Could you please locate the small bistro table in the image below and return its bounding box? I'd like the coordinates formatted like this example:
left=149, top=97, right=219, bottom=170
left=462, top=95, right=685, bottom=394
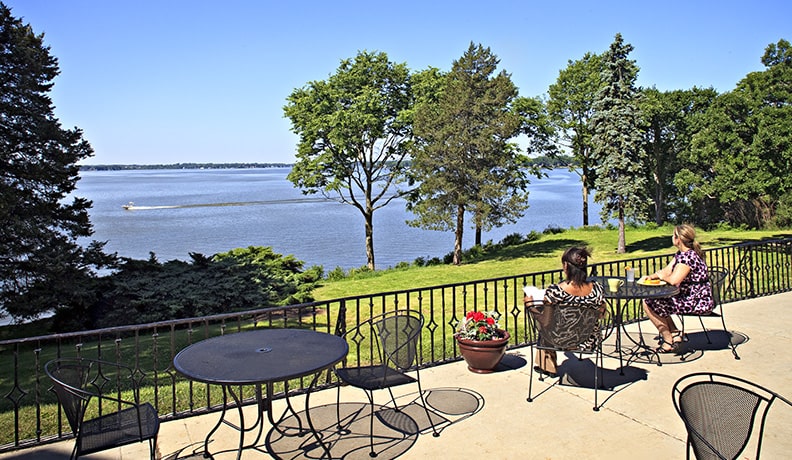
left=173, top=328, right=348, bottom=459
left=589, top=276, right=680, bottom=373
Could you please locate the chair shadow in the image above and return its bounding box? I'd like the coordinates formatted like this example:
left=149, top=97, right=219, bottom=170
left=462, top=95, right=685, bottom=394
left=685, top=329, right=749, bottom=351
left=264, top=387, right=484, bottom=460
left=557, top=353, right=648, bottom=391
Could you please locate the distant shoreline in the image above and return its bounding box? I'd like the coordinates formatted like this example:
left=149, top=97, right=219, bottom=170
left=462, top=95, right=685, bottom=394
left=80, top=163, right=294, bottom=171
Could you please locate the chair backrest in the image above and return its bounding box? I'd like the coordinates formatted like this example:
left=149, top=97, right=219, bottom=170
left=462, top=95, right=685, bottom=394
left=45, top=358, right=94, bottom=433
left=372, top=310, right=423, bottom=371
left=672, top=372, right=792, bottom=460
left=529, top=303, right=601, bottom=351
left=708, top=267, right=728, bottom=306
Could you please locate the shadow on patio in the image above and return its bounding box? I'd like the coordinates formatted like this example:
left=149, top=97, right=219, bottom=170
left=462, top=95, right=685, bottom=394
left=3, top=292, right=792, bottom=459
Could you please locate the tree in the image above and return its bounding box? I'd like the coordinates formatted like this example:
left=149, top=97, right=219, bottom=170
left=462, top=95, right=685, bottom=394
left=641, top=87, right=717, bottom=224
left=681, top=39, right=792, bottom=228
left=590, top=34, right=647, bottom=253
left=0, top=4, right=113, bottom=321
left=284, top=51, right=412, bottom=270
left=408, top=43, right=529, bottom=264
left=547, top=52, right=605, bottom=226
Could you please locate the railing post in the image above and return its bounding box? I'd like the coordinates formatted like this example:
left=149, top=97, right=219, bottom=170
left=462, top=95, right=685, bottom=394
left=334, top=300, right=347, bottom=337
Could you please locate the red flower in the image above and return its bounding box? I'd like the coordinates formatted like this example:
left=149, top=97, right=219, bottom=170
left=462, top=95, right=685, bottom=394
left=455, top=310, right=503, bottom=341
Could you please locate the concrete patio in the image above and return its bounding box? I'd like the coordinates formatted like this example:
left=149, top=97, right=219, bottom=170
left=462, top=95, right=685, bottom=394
left=3, top=291, right=791, bottom=459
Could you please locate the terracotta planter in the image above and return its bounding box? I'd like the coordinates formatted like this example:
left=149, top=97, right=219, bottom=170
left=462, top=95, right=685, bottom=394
left=456, top=330, right=510, bottom=374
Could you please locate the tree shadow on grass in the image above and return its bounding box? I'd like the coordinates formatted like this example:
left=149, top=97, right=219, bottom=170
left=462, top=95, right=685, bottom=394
left=711, top=232, right=792, bottom=246
left=625, top=236, right=670, bottom=252
left=487, top=238, right=590, bottom=262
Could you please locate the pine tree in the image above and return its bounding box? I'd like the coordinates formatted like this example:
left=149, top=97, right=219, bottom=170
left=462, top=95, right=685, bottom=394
left=0, top=4, right=112, bottom=320
left=590, top=34, right=647, bottom=253
left=408, top=43, right=528, bottom=264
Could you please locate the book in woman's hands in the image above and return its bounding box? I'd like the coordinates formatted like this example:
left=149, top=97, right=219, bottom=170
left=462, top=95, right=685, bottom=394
left=522, top=285, right=546, bottom=304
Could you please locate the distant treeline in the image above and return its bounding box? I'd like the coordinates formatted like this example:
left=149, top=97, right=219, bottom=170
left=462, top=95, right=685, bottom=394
left=81, top=156, right=573, bottom=172
left=80, top=162, right=294, bottom=171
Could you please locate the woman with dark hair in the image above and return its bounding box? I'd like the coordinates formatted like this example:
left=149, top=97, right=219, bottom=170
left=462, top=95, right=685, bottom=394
left=643, top=224, right=713, bottom=353
left=523, top=247, right=605, bottom=377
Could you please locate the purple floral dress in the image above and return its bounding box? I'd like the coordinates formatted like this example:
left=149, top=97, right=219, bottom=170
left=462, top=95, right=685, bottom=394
left=645, top=250, right=714, bottom=317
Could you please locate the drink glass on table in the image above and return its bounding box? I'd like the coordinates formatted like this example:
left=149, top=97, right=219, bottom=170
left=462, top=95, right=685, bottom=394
left=625, top=266, right=635, bottom=283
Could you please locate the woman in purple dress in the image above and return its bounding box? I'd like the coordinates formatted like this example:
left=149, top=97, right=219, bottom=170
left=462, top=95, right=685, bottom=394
left=643, top=224, right=714, bottom=353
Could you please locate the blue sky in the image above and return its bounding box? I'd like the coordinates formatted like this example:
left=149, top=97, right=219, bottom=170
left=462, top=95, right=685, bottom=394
left=5, top=0, right=790, bottom=165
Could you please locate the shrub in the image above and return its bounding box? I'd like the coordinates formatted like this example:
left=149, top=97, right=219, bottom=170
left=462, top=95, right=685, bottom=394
left=326, top=266, right=347, bottom=281
left=500, top=232, right=525, bottom=246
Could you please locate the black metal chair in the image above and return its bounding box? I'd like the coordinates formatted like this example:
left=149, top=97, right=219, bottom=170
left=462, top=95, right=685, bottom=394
left=335, top=310, right=439, bottom=457
left=678, top=267, right=739, bottom=359
left=672, top=372, right=792, bottom=459
left=526, top=301, right=606, bottom=411
left=45, top=357, right=160, bottom=460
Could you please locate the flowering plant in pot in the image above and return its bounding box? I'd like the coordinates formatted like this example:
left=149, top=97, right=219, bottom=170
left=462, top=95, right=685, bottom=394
left=455, top=310, right=509, bottom=373
left=455, top=310, right=506, bottom=341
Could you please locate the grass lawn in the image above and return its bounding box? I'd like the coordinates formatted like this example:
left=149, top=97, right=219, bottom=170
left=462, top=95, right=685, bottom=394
left=312, top=225, right=792, bottom=300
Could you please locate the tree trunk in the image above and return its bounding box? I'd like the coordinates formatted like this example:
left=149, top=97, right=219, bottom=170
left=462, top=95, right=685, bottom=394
left=475, top=224, right=482, bottom=247
left=364, top=210, right=375, bottom=270
left=617, top=205, right=626, bottom=254
left=454, top=204, right=465, bottom=265
left=582, top=171, right=590, bottom=227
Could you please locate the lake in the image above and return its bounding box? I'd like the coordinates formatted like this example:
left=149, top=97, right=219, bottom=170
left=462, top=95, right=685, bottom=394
left=76, top=168, right=603, bottom=270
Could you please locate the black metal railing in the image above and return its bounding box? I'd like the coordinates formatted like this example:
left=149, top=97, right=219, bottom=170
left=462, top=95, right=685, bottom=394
left=1, top=238, right=790, bottom=452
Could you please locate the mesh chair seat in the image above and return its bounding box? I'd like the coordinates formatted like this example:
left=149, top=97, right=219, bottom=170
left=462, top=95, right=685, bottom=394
left=527, top=301, right=605, bottom=411
left=335, top=310, right=439, bottom=457
left=678, top=267, right=739, bottom=359
left=77, top=403, right=160, bottom=456
left=45, top=358, right=159, bottom=460
left=335, top=364, right=418, bottom=391
left=673, top=372, right=792, bottom=459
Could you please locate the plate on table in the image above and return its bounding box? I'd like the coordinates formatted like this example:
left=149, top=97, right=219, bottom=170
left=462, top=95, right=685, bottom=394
left=637, top=277, right=667, bottom=286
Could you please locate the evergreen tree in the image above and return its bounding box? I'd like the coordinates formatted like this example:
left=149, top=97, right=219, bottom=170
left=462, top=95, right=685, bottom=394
left=590, top=34, right=646, bottom=253
left=0, top=4, right=113, bottom=321
left=408, top=43, right=527, bottom=264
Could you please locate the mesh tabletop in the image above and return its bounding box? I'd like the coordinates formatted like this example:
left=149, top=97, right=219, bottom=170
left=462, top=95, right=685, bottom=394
left=173, top=329, right=348, bottom=385
left=589, top=276, right=680, bottom=300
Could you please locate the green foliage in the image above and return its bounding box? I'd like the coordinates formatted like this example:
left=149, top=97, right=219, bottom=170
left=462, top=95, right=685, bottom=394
left=0, top=5, right=115, bottom=321
left=681, top=39, right=792, bottom=229
left=547, top=52, right=605, bottom=226
left=408, top=43, right=530, bottom=264
left=590, top=33, right=647, bottom=253
left=542, top=226, right=566, bottom=235
left=501, top=232, right=526, bottom=246
left=641, top=87, right=718, bottom=225
left=52, top=247, right=320, bottom=331
left=283, top=51, right=414, bottom=270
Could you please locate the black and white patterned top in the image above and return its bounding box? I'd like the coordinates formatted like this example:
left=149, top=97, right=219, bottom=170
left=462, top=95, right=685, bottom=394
left=544, top=282, right=605, bottom=310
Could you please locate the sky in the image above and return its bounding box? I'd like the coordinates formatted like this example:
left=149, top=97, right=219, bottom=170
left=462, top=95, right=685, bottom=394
left=4, top=0, right=790, bottom=165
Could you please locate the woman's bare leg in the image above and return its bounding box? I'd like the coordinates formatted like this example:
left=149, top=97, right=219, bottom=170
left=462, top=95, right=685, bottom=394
left=643, top=301, right=675, bottom=347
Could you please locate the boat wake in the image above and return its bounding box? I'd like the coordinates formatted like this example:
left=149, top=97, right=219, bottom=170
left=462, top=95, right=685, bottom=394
left=121, top=197, right=334, bottom=210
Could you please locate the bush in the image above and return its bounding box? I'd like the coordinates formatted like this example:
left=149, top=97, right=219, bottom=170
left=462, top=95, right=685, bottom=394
left=500, top=232, right=525, bottom=246
left=326, top=266, right=347, bottom=281
left=526, top=230, right=542, bottom=241
left=543, top=225, right=565, bottom=235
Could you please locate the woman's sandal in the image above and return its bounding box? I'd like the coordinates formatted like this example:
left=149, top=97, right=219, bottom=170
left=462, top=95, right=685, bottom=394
left=671, top=331, right=687, bottom=343
left=656, top=339, right=681, bottom=354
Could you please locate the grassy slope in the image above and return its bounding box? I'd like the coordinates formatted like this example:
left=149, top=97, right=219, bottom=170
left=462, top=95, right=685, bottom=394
left=313, top=225, right=792, bottom=300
